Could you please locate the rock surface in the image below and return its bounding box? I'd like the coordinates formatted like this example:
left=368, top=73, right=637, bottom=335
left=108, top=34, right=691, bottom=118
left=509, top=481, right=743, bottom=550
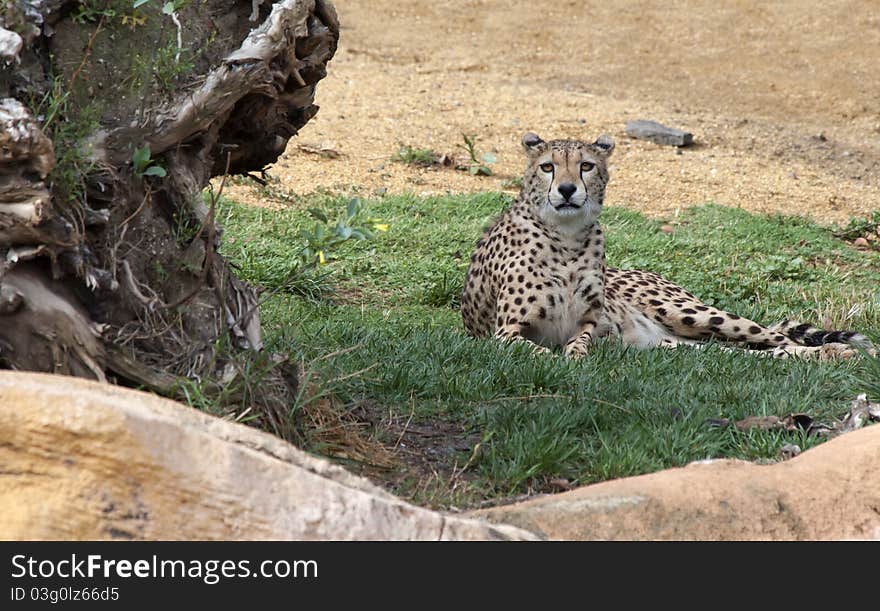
left=475, top=423, right=880, bottom=540
left=625, top=119, right=694, bottom=146
left=0, top=372, right=535, bottom=540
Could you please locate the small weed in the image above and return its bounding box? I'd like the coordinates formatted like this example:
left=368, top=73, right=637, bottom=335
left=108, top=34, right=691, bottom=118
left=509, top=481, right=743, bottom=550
left=833, top=209, right=880, bottom=247
left=153, top=260, right=169, bottom=283
left=420, top=271, right=464, bottom=308
left=72, top=1, right=117, bottom=24
left=500, top=176, right=523, bottom=190
left=392, top=144, right=439, bottom=167
left=390, top=472, right=486, bottom=511
left=29, top=75, right=103, bottom=233
left=153, top=42, right=194, bottom=92
left=852, top=352, right=880, bottom=402
left=120, top=11, right=148, bottom=29
left=130, top=41, right=194, bottom=95
left=458, top=133, right=496, bottom=176
left=173, top=339, right=301, bottom=442
left=171, top=209, right=200, bottom=246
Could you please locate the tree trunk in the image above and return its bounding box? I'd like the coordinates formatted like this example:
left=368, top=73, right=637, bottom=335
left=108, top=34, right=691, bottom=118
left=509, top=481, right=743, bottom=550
left=0, top=0, right=338, bottom=439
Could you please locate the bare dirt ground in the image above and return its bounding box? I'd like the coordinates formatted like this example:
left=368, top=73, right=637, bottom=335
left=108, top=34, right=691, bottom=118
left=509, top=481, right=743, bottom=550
left=227, top=0, right=880, bottom=226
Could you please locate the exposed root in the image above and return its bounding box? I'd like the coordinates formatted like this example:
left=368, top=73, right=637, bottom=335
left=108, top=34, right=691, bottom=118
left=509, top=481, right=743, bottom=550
left=1, top=1, right=340, bottom=430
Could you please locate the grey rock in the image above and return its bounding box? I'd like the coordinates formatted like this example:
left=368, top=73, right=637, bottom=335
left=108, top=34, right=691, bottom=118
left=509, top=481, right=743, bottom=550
left=626, top=120, right=693, bottom=147
left=0, top=28, right=23, bottom=62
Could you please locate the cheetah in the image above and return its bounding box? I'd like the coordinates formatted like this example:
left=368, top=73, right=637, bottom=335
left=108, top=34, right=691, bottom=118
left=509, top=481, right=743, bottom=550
left=460, top=132, right=871, bottom=359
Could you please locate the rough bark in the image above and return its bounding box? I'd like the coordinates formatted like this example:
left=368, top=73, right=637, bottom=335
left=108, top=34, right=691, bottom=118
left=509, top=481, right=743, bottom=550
left=0, top=0, right=338, bottom=438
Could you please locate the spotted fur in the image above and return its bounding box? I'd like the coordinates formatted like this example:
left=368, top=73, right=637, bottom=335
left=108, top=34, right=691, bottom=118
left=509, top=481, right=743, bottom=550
left=461, top=132, right=872, bottom=359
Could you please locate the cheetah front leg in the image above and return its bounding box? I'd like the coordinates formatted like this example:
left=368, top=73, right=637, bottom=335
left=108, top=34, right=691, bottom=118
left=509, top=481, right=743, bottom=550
left=563, top=316, right=599, bottom=358
left=564, top=279, right=605, bottom=358
left=492, top=294, right=552, bottom=355
left=493, top=325, right=551, bottom=354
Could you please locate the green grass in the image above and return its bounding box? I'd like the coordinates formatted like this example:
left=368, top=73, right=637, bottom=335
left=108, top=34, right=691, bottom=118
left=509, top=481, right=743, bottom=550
left=217, top=192, right=880, bottom=506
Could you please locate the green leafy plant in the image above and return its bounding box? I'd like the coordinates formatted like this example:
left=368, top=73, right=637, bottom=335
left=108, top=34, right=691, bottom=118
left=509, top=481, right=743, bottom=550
left=216, top=195, right=388, bottom=299
left=298, top=198, right=385, bottom=268
left=458, top=133, right=496, bottom=176
left=132, top=145, right=167, bottom=178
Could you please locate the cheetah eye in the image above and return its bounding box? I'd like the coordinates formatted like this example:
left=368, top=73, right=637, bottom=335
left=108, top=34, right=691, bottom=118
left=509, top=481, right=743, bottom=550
left=539, top=163, right=554, bottom=173
left=581, top=161, right=596, bottom=172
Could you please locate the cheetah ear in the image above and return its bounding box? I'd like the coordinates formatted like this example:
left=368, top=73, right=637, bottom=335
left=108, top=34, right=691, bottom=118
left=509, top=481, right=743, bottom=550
left=592, top=134, right=615, bottom=156
left=522, top=132, right=546, bottom=156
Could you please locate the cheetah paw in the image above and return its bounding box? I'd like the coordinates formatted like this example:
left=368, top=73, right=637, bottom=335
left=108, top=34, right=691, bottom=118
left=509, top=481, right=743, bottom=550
left=818, top=343, right=859, bottom=361
left=564, top=344, right=590, bottom=359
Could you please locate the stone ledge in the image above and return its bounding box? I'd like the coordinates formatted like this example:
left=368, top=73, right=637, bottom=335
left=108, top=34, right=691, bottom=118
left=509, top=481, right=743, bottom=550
left=0, top=372, right=536, bottom=540
left=474, top=425, right=880, bottom=540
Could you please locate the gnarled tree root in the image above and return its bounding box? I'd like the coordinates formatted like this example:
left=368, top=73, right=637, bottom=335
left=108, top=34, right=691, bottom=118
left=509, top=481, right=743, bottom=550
left=0, top=0, right=337, bottom=440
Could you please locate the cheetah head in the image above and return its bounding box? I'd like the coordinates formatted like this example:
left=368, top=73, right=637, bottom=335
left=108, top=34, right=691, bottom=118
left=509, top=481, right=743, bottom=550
left=520, top=132, right=614, bottom=230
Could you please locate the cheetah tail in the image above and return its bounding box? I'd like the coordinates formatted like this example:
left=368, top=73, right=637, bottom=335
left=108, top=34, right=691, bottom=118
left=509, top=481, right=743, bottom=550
left=769, top=320, right=873, bottom=348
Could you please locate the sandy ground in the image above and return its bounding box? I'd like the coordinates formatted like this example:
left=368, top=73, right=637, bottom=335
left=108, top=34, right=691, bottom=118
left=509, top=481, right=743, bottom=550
left=227, top=0, right=880, bottom=226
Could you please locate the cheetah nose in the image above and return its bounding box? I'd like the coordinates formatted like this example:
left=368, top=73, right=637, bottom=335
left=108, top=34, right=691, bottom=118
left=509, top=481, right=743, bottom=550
left=557, top=182, right=577, bottom=201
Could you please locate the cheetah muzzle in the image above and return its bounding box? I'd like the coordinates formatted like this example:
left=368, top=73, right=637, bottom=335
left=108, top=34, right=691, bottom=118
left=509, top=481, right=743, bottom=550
left=460, top=132, right=873, bottom=360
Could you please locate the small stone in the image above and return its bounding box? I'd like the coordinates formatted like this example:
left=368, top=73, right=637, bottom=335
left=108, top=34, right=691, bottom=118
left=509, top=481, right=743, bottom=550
left=0, top=28, right=23, bottom=62
left=660, top=224, right=675, bottom=234
left=625, top=120, right=694, bottom=147
left=853, top=237, right=869, bottom=248
left=547, top=478, right=573, bottom=492
left=0, top=285, right=24, bottom=315
left=779, top=444, right=802, bottom=459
